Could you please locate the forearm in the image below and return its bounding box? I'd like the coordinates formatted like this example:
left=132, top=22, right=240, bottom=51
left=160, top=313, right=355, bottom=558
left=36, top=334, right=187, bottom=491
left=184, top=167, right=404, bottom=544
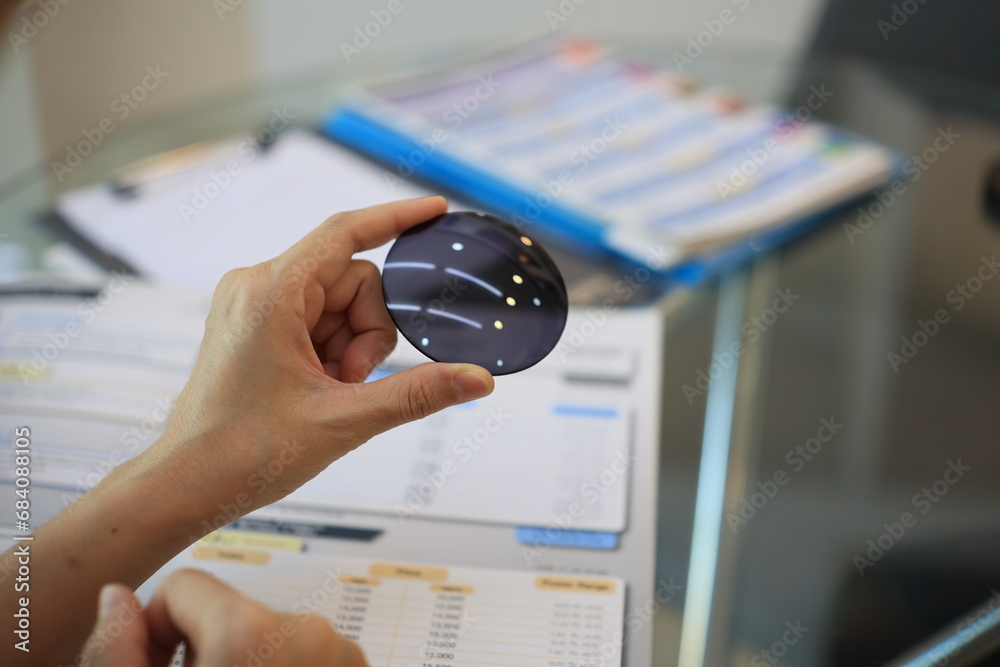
left=0, top=435, right=223, bottom=666
left=0, top=197, right=490, bottom=665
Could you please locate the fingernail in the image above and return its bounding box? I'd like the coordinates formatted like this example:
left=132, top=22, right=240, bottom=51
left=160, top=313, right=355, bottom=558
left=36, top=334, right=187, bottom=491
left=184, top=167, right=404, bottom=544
left=98, top=584, right=126, bottom=620
left=452, top=370, right=492, bottom=403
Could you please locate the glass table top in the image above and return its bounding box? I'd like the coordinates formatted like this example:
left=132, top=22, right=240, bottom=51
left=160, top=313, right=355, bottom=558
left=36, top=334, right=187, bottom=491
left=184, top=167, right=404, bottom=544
left=2, top=42, right=999, bottom=667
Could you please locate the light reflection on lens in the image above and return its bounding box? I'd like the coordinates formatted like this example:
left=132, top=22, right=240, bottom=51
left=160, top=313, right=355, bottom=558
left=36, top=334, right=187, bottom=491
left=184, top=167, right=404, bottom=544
left=382, top=212, right=568, bottom=376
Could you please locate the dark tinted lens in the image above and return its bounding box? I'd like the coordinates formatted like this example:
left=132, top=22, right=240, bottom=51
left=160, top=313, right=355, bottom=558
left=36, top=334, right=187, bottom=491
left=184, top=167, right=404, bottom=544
left=382, top=212, right=569, bottom=375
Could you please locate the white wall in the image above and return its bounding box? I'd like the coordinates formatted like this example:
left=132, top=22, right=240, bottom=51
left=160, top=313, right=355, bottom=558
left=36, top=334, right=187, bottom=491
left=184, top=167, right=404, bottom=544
left=0, top=45, right=42, bottom=185
left=251, top=0, right=826, bottom=81
left=0, top=0, right=825, bottom=190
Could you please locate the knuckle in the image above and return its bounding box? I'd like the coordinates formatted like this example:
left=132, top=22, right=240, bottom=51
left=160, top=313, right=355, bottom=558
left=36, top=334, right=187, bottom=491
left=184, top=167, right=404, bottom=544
left=235, top=262, right=273, bottom=292
left=217, top=263, right=274, bottom=311
left=402, top=375, right=437, bottom=422
left=213, top=267, right=245, bottom=300
left=320, top=212, right=357, bottom=244
left=193, top=598, right=277, bottom=662
left=324, top=210, right=350, bottom=227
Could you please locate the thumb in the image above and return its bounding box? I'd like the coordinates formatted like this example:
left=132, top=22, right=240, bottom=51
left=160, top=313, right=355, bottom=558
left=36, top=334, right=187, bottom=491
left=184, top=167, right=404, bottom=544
left=81, top=584, right=150, bottom=667
left=357, top=362, right=494, bottom=432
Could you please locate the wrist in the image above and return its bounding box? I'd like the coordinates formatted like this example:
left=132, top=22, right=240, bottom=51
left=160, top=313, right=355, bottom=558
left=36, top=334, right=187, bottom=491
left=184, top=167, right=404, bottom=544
left=115, top=433, right=236, bottom=546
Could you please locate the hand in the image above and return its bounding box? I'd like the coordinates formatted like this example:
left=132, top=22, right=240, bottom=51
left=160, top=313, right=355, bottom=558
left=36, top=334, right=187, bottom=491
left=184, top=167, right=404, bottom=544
left=81, top=569, right=366, bottom=666
left=0, top=197, right=494, bottom=667
left=147, top=196, right=494, bottom=516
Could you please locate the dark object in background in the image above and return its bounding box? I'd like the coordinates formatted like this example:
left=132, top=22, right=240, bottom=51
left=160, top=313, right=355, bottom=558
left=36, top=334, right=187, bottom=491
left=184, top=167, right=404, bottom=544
left=825, top=533, right=1000, bottom=666
left=801, top=4, right=1000, bottom=665
left=986, top=161, right=1000, bottom=226
left=885, top=598, right=1000, bottom=667
left=382, top=211, right=568, bottom=375
left=810, top=0, right=1000, bottom=99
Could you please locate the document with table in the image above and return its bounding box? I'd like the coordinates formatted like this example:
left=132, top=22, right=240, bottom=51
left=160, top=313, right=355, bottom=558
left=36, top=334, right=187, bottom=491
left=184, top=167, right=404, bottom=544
left=0, top=284, right=209, bottom=496
left=0, top=284, right=661, bottom=666
left=1, top=285, right=651, bottom=534
left=139, top=543, right=627, bottom=667
left=5, top=102, right=666, bottom=666
left=272, top=311, right=641, bottom=533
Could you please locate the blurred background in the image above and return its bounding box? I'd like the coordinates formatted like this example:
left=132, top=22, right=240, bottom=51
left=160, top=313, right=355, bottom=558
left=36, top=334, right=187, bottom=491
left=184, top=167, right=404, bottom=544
left=0, top=0, right=826, bottom=186
left=3, top=1, right=1000, bottom=666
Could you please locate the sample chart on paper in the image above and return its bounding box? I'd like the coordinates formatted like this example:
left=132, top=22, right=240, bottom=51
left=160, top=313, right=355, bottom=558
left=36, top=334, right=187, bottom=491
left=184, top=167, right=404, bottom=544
left=0, top=287, right=207, bottom=493
left=283, top=370, right=631, bottom=531
left=273, top=310, right=647, bottom=533
left=140, top=546, right=626, bottom=667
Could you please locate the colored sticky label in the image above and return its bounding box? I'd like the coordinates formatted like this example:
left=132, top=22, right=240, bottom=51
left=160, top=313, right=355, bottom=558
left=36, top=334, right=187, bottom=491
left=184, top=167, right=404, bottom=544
left=516, top=526, right=619, bottom=550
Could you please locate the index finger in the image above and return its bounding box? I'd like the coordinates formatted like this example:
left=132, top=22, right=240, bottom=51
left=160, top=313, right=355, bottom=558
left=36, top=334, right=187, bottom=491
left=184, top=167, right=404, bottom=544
left=143, top=568, right=270, bottom=653
left=278, top=196, right=448, bottom=289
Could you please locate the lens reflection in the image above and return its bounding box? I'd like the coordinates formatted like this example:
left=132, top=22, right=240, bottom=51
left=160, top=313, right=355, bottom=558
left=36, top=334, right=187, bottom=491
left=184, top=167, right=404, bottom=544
left=382, top=212, right=569, bottom=375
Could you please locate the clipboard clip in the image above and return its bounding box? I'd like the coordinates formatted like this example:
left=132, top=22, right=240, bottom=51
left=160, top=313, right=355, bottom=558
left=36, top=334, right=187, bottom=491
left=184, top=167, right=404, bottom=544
left=110, top=128, right=280, bottom=199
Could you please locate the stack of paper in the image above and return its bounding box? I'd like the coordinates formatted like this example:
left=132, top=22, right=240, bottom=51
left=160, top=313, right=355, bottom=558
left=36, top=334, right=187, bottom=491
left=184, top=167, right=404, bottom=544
left=324, top=39, right=894, bottom=279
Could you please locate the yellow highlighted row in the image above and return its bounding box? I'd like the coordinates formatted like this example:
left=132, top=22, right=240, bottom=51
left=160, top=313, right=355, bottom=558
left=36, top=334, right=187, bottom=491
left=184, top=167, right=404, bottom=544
left=191, top=553, right=612, bottom=596
left=535, top=576, right=616, bottom=594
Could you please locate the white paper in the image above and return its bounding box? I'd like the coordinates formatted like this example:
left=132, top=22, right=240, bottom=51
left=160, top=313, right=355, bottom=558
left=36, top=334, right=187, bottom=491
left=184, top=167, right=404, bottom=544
left=56, top=130, right=436, bottom=292
left=273, top=317, right=641, bottom=532
left=138, top=542, right=626, bottom=667
left=0, top=283, right=210, bottom=495
left=1, top=281, right=657, bottom=532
